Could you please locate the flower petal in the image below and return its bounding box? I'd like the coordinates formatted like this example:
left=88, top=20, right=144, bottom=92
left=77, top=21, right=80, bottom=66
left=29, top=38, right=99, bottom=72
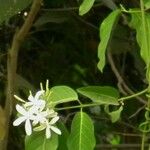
left=13, top=116, right=26, bottom=126
left=46, top=126, right=51, bottom=139
left=49, top=116, right=59, bottom=125
left=28, top=94, right=34, bottom=102
left=25, top=119, right=32, bottom=135
left=33, top=124, right=46, bottom=131
left=50, top=126, right=61, bottom=135
left=24, top=102, right=33, bottom=107
left=35, top=90, right=45, bottom=100
left=16, top=104, right=27, bottom=115
left=28, top=106, right=39, bottom=114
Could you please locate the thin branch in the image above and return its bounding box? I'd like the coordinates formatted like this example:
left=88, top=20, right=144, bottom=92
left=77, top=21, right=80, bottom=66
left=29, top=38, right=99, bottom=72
left=107, top=51, right=146, bottom=104
left=129, top=104, right=146, bottom=119
left=74, top=14, right=99, bottom=30
left=1, top=0, right=42, bottom=150
left=96, top=144, right=149, bottom=148
left=42, top=3, right=103, bottom=12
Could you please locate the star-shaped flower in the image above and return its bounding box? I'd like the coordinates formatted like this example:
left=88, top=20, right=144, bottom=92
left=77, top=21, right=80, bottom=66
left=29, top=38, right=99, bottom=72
left=24, top=90, right=45, bottom=111
left=13, top=104, right=36, bottom=135
left=34, top=116, right=61, bottom=139
left=13, top=89, right=61, bottom=139
left=32, top=108, right=58, bottom=126
left=46, top=116, right=61, bottom=138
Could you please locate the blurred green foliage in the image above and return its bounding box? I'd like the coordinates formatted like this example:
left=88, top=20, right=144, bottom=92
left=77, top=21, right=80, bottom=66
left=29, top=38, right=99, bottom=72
left=0, top=0, right=148, bottom=149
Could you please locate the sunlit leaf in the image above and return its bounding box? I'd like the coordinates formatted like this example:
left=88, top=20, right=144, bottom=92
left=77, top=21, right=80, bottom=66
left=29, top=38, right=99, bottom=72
left=47, top=86, right=78, bottom=106
left=144, top=0, right=150, bottom=9
left=0, top=0, right=32, bottom=24
left=97, top=9, right=121, bottom=72
left=67, top=111, right=96, bottom=150
left=130, top=12, right=150, bottom=70
left=79, top=0, right=95, bottom=16
left=25, top=131, right=58, bottom=150
left=77, top=86, right=119, bottom=105
left=109, top=135, right=121, bottom=145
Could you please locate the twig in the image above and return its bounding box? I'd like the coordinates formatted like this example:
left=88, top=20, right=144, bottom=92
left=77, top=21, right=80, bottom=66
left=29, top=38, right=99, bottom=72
left=42, top=3, right=103, bottom=12
left=96, top=143, right=149, bottom=148
left=107, top=51, right=146, bottom=104
left=129, top=105, right=146, bottom=119
left=73, top=14, right=99, bottom=30
left=1, top=0, right=42, bottom=150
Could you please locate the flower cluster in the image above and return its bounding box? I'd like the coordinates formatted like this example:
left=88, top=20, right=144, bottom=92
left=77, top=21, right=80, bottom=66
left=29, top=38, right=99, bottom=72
left=13, top=90, right=61, bottom=139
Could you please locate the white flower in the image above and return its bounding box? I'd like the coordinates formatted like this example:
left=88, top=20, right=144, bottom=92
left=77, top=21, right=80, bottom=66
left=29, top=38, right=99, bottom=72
left=32, top=109, right=49, bottom=125
left=13, top=89, right=61, bottom=139
left=13, top=104, right=36, bottom=135
left=46, top=116, right=61, bottom=138
left=32, top=108, right=58, bottom=126
left=34, top=116, right=61, bottom=139
left=24, top=90, right=45, bottom=111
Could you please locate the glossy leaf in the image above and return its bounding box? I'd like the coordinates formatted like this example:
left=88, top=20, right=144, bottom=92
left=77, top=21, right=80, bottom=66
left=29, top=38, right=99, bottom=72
left=105, top=105, right=123, bottom=123
left=79, top=0, right=95, bottom=16
left=77, top=86, right=119, bottom=105
left=25, top=131, right=58, bottom=150
left=47, top=86, right=78, bottom=106
left=0, top=0, right=32, bottom=24
left=97, top=9, right=121, bottom=72
left=67, top=111, right=96, bottom=150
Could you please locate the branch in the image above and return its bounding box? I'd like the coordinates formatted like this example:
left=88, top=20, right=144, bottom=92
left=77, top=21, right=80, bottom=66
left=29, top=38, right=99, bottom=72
left=107, top=51, right=146, bottom=104
left=42, top=3, right=103, bottom=12
left=1, top=0, right=42, bottom=149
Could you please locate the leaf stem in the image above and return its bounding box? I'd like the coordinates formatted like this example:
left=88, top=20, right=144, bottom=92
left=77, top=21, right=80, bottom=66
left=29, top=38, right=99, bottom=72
left=118, top=88, right=148, bottom=102
left=56, top=103, right=102, bottom=111
left=56, top=88, right=147, bottom=111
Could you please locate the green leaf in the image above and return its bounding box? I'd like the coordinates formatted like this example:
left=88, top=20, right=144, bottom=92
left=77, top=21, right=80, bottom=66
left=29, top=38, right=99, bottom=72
left=0, top=0, right=32, bottom=24
left=47, top=86, right=78, bottom=106
left=144, top=0, right=150, bottom=9
left=67, top=111, right=96, bottom=150
left=57, top=122, right=69, bottom=150
left=109, top=135, right=121, bottom=145
left=79, top=0, right=95, bottom=16
left=105, top=105, right=123, bottom=123
left=77, top=86, right=119, bottom=105
left=97, top=9, right=121, bottom=72
left=130, top=12, right=150, bottom=70
left=25, top=131, right=58, bottom=150
left=34, top=12, right=69, bottom=27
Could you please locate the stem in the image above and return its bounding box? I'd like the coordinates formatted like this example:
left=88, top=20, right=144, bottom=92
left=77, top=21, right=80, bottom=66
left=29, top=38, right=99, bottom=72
left=118, top=88, right=148, bottom=102
left=141, top=132, right=146, bottom=150
left=0, top=0, right=42, bottom=149
left=56, top=103, right=101, bottom=111
left=56, top=89, right=148, bottom=111
left=107, top=51, right=146, bottom=104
